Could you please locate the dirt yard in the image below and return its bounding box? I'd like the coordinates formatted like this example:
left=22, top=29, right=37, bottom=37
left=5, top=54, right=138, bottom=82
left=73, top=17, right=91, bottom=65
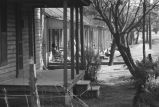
left=84, top=34, right=159, bottom=107
left=84, top=65, right=135, bottom=107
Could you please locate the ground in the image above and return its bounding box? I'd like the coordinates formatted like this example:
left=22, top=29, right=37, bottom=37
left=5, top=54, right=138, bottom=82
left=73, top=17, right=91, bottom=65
left=84, top=65, right=135, bottom=107
left=84, top=33, right=159, bottom=107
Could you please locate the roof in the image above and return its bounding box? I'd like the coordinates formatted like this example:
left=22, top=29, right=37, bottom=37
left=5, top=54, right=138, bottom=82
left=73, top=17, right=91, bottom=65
left=8, top=0, right=91, bottom=7
left=45, top=8, right=108, bottom=29
left=45, top=8, right=91, bottom=25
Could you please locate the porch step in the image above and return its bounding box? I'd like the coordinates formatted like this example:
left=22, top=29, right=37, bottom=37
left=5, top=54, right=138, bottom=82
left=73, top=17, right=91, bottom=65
left=83, top=85, right=100, bottom=98
left=73, top=80, right=101, bottom=98
left=48, top=63, right=71, bottom=69
left=99, top=55, right=105, bottom=59
left=101, top=61, right=125, bottom=65
left=48, top=63, right=82, bottom=70
left=0, top=85, right=68, bottom=107
left=76, top=80, right=90, bottom=85
left=73, top=80, right=90, bottom=96
left=48, top=65, right=71, bottom=69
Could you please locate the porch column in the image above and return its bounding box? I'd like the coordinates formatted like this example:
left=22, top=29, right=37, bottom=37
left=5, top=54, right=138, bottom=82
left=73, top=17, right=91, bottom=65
left=28, top=8, right=41, bottom=107
left=63, top=0, right=68, bottom=88
left=15, top=3, right=21, bottom=78
left=48, top=29, right=52, bottom=52
left=70, top=6, right=75, bottom=79
left=57, top=30, right=60, bottom=50
left=97, top=28, right=100, bottom=54
left=52, top=29, right=55, bottom=46
left=80, top=6, right=85, bottom=70
left=75, top=7, right=79, bottom=74
left=87, top=28, right=89, bottom=49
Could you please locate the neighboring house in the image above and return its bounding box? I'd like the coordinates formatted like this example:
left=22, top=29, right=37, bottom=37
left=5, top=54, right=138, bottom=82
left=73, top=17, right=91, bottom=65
left=42, top=8, right=68, bottom=66
left=42, top=8, right=112, bottom=66
left=84, top=25, right=112, bottom=54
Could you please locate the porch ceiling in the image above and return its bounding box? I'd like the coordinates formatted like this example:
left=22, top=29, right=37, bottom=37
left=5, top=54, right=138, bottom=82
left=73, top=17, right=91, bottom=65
left=9, top=0, right=91, bottom=7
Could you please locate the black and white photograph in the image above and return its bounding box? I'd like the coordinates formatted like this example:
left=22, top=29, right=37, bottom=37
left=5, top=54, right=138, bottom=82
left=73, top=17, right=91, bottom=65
left=1, top=0, right=159, bottom=107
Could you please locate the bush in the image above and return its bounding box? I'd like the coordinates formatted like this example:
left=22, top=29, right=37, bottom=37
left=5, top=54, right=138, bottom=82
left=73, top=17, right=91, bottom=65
left=135, top=56, right=159, bottom=80
left=135, top=56, right=159, bottom=96
left=84, top=48, right=101, bottom=81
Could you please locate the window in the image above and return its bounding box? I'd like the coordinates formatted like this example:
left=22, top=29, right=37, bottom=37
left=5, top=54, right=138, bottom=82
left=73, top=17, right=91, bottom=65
left=0, top=0, right=8, bottom=66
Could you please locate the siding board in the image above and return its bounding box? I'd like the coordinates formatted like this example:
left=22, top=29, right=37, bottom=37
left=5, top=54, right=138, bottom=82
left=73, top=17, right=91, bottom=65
left=0, top=4, right=16, bottom=80
left=0, top=6, right=43, bottom=81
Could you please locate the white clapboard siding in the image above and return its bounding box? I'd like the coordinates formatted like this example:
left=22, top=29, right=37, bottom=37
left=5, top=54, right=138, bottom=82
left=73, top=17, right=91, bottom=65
left=0, top=71, right=16, bottom=83
left=0, top=6, right=44, bottom=82
left=0, top=4, right=16, bottom=81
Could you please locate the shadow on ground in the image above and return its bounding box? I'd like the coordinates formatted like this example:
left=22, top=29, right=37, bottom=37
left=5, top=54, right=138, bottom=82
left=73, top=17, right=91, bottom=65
left=84, top=76, right=135, bottom=107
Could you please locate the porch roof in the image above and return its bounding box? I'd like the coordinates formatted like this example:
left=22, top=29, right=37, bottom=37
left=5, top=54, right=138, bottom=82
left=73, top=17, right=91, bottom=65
left=45, top=8, right=91, bottom=25
left=45, top=8, right=108, bottom=29
left=9, top=0, right=91, bottom=7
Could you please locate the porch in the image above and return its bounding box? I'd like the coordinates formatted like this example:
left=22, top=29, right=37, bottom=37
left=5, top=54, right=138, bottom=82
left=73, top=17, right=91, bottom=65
left=0, top=69, right=85, bottom=88
left=0, top=69, right=85, bottom=106
left=0, top=0, right=91, bottom=106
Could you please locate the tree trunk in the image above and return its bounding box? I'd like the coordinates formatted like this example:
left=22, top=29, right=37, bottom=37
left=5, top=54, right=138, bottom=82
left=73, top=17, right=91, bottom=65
left=146, top=24, right=149, bottom=43
left=113, top=33, right=138, bottom=77
left=114, top=33, right=148, bottom=80
left=135, top=31, right=139, bottom=44
left=108, top=39, right=116, bottom=66
left=149, top=13, right=152, bottom=49
left=131, top=31, right=135, bottom=45
left=143, top=0, right=146, bottom=63
left=128, top=32, right=134, bottom=45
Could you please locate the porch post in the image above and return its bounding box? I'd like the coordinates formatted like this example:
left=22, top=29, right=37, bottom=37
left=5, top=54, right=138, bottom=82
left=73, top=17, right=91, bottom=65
left=70, top=6, right=74, bottom=79
left=75, top=7, right=79, bottom=74
left=15, top=3, right=21, bottom=78
left=57, top=30, right=60, bottom=50
left=28, top=8, right=41, bottom=107
left=63, top=0, right=68, bottom=89
left=80, top=6, right=85, bottom=70
left=52, top=29, right=55, bottom=46
left=98, top=29, right=100, bottom=53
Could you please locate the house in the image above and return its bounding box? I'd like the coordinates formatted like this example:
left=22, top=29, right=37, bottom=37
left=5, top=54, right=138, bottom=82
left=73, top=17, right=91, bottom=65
left=42, top=8, right=112, bottom=67
left=84, top=23, right=112, bottom=54
left=0, top=0, right=91, bottom=106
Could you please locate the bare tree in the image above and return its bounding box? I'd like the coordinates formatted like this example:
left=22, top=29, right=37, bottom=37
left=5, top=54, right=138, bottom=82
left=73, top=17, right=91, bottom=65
left=92, top=0, right=159, bottom=78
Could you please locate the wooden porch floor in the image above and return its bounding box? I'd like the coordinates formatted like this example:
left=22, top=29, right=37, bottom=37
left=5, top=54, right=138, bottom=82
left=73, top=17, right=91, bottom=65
left=0, top=69, right=85, bottom=107
left=0, top=69, right=85, bottom=88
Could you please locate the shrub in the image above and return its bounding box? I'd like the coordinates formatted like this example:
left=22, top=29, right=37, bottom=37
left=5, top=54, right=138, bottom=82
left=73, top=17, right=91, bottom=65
left=134, top=56, right=159, bottom=97
left=84, top=48, right=101, bottom=81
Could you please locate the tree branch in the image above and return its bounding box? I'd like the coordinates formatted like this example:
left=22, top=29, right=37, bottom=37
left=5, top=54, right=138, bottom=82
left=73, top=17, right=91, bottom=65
left=127, top=0, right=159, bottom=33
